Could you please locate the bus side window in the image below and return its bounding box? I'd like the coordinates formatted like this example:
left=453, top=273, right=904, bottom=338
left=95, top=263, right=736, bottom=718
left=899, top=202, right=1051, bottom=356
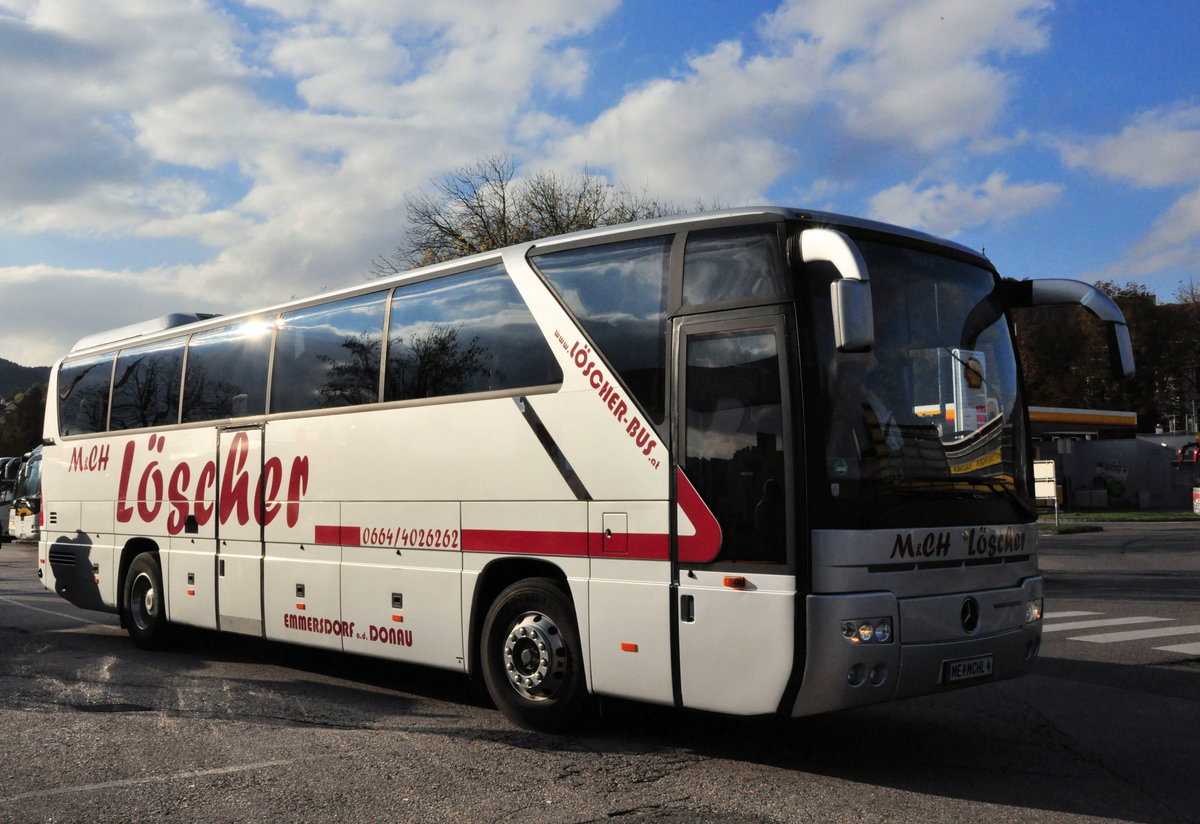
left=682, top=225, right=787, bottom=308
left=181, top=319, right=272, bottom=423
left=57, top=354, right=114, bottom=436
left=384, top=264, right=561, bottom=403
left=532, top=236, right=671, bottom=425
left=109, top=338, right=185, bottom=431
left=271, top=292, right=387, bottom=414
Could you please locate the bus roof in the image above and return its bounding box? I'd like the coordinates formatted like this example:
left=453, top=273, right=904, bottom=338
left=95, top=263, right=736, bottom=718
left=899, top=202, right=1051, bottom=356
left=70, top=313, right=221, bottom=354
left=62, top=207, right=989, bottom=359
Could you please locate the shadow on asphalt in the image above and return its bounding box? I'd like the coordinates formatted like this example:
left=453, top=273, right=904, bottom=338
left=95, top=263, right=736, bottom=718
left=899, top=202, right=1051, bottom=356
left=12, top=617, right=1195, bottom=824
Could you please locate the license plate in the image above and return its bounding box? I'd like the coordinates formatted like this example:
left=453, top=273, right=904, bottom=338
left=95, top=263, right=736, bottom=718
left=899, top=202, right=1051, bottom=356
left=943, top=654, right=993, bottom=683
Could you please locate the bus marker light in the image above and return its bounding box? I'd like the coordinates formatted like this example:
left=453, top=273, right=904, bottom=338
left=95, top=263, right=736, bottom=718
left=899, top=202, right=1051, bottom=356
left=723, top=576, right=746, bottom=589
left=620, top=642, right=639, bottom=652
left=295, top=603, right=305, bottom=610
left=187, top=589, right=195, bottom=596
left=392, top=614, right=404, bottom=622
left=1025, top=598, right=1043, bottom=623
left=842, top=617, right=892, bottom=644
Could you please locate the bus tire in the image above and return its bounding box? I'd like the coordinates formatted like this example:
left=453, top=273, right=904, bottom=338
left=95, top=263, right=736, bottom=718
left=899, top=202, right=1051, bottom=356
left=480, top=578, right=590, bottom=732
left=123, top=552, right=169, bottom=650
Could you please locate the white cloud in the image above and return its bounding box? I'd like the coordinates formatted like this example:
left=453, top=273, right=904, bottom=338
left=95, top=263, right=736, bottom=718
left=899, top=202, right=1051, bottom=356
left=1061, top=105, right=1200, bottom=291
left=0, top=0, right=1059, bottom=366
left=806, top=0, right=1052, bottom=151
left=0, top=0, right=246, bottom=226
left=1140, top=188, right=1200, bottom=253
left=550, top=38, right=812, bottom=203
left=269, top=25, right=414, bottom=115
left=1086, top=186, right=1200, bottom=290
left=1059, top=104, right=1200, bottom=188
left=548, top=0, right=1053, bottom=202
left=0, top=264, right=196, bottom=366
left=0, top=0, right=628, bottom=364
left=868, top=172, right=1062, bottom=237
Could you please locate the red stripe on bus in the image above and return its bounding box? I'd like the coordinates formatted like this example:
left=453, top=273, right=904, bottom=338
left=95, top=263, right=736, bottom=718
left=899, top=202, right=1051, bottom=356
left=588, top=531, right=670, bottom=560
left=461, top=529, right=671, bottom=559
left=462, top=529, right=589, bottom=556
left=676, top=468, right=722, bottom=564
left=623, top=533, right=670, bottom=560
left=313, top=473, right=721, bottom=561
left=314, top=525, right=362, bottom=546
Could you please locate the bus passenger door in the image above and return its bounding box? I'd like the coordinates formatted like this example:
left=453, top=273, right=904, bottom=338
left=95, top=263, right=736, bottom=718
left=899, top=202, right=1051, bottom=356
left=216, top=425, right=264, bottom=636
left=673, top=310, right=799, bottom=715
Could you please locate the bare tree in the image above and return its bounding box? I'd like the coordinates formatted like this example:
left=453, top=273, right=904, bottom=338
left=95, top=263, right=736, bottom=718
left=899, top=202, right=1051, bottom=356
left=386, top=324, right=486, bottom=400
left=1174, top=277, right=1200, bottom=304
left=521, top=165, right=678, bottom=239
left=371, top=153, right=690, bottom=276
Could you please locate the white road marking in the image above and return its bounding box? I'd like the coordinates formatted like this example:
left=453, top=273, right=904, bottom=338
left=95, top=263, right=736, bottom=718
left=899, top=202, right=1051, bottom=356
left=1070, top=625, right=1200, bottom=643
left=0, top=760, right=294, bottom=803
left=1153, top=642, right=1200, bottom=656
left=0, top=595, right=96, bottom=625
left=1042, top=616, right=1172, bottom=633
left=1042, top=611, right=1101, bottom=620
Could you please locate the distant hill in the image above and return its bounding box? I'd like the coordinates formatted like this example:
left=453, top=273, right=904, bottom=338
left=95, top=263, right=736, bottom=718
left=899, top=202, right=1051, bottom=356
left=0, top=357, right=50, bottom=399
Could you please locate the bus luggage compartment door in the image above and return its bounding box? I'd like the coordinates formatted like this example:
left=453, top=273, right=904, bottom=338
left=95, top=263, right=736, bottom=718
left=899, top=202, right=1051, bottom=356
left=216, top=426, right=264, bottom=637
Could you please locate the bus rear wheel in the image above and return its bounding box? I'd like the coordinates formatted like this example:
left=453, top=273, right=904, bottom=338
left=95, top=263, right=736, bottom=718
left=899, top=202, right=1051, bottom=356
left=123, top=552, right=169, bottom=650
left=480, top=578, right=590, bottom=732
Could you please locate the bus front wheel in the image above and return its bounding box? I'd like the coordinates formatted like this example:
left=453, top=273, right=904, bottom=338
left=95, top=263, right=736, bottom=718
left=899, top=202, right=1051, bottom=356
left=123, top=552, right=169, bottom=650
left=480, top=578, right=590, bottom=732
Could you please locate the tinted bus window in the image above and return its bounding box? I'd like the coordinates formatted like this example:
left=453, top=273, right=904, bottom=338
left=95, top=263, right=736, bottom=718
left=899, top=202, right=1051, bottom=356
left=109, top=338, right=185, bottom=430
left=17, top=448, right=41, bottom=501
left=181, top=319, right=272, bottom=422
left=532, top=236, right=670, bottom=424
left=384, top=265, right=561, bottom=402
left=684, top=327, right=786, bottom=564
left=57, top=354, right=114, bottom=436
left=682, top=225, right=786, bottom=307
left=272, top=292, right=387, bottom=414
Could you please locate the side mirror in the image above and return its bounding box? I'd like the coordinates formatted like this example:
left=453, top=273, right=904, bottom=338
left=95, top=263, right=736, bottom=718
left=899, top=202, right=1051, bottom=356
left=799, top=228, right=873, bottom=352
left=1027, top=279, right=1136, bottom=380
left=1108, top=321, right=1135, bottom=382
left=830, top=279, right=874, bottom=353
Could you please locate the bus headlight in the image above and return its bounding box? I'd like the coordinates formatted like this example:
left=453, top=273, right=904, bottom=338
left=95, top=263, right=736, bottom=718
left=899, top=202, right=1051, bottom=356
left=842, top=617, right=892, bottom=644
left=1025, top=598, right=1043, bottom=624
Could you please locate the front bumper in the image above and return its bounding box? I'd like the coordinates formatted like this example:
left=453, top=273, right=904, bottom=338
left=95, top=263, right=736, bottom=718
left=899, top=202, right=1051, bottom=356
left=791, top=576, right=1042, bottom=717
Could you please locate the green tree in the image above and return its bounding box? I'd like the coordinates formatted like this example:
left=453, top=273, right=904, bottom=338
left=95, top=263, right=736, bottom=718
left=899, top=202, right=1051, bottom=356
left=1013, top=280, right=1200, bottom=433
left=0, top=383, right=47, bottom=455
left=1094, top=281, right=1167, bottom=426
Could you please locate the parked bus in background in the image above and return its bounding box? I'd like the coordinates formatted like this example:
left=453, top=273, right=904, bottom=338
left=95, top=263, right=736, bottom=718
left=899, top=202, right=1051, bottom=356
left=36, top=208, right=1134, bottom=731
left=8, top=446, right=42, bottom=542
left=0, top=456, right=18, bottom=541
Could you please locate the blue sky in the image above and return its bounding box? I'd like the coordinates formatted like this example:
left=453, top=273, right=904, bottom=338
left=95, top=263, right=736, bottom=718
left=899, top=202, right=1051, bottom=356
left=1, top=0, right=1198, bottom=367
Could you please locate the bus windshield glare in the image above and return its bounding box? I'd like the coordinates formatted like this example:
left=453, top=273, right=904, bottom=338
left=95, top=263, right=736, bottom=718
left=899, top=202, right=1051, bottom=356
left=810, top=238, right=1031, bottom=528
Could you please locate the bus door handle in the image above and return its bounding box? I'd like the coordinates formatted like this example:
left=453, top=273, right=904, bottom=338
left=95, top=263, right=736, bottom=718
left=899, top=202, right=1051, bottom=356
left=680, top=594, right=695, bottom=623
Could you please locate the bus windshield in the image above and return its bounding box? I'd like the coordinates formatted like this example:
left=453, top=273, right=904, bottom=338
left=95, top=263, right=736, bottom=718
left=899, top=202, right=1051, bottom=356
left=15, top=449, right=42, bottom=503
left=811, top=238, right=1031, bottom=528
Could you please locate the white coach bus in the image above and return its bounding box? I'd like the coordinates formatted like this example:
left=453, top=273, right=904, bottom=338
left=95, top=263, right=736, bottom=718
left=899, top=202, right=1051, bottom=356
left=37, top=208, right=1134, bottom=731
